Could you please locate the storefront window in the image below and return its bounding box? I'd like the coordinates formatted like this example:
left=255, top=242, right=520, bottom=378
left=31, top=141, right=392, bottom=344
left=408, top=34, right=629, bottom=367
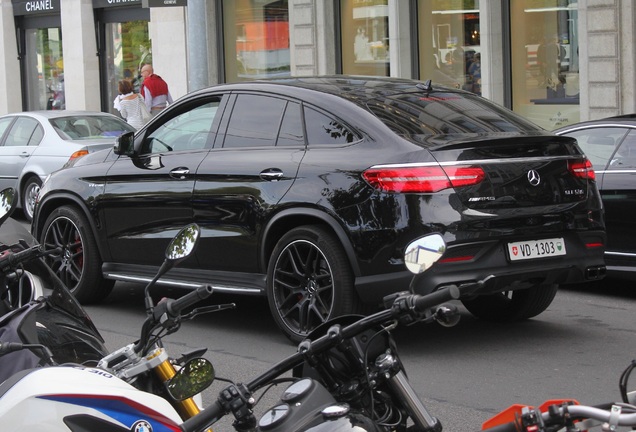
left=417, top=0, right=481, bottom=94
left=223, top=0, right=290, bottom=83
left=105, top=21, right=150, bottom=116
left=341, top=0, right=390, bottom=76
left=510, top=0, right=579, bottom=130
left=24, top=27, right=64, bottom=111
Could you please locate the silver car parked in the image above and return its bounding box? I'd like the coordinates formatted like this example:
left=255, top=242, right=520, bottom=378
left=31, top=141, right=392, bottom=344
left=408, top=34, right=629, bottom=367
left=0, top=111, right=135, bottom=221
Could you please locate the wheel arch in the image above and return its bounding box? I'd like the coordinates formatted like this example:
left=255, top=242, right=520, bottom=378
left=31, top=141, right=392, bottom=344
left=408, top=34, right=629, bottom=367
left=261, top=208, right=361, bottom=277
left=34, top=193, right=109, bottom=261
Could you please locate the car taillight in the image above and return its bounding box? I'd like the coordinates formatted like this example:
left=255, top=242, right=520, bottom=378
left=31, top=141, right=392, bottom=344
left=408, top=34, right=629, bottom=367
left=69, top=150, right=89, bottom=162
left=362, top=164, right=485, bottom=193
left=568, top=159, right=595, bottom=181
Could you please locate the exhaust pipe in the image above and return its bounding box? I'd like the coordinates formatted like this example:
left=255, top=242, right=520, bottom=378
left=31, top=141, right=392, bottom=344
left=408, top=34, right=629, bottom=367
left=585, top=265, right=606, bottom=280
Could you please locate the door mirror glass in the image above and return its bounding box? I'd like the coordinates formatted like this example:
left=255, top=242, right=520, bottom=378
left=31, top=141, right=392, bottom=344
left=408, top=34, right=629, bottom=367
left=0, top=188, right=16, bottom=226
left=404, top=234, right=446, bottom=274
left=114, top=131, right=135, bottom=156
left=166, top=358, right=215, bottom=401
left=165, top=223, right=200, bottom=262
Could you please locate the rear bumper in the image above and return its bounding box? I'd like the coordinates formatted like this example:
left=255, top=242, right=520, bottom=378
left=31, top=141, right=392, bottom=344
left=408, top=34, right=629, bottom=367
left=354, top=230, right=606, bottom=304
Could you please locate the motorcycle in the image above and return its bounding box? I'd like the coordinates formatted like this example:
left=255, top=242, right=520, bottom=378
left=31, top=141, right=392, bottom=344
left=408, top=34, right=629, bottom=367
left=0, top=188, right=218, bottom=423
left=0, top=188, right=107, bottom=382
left=0, top=187, right=635, bottom=431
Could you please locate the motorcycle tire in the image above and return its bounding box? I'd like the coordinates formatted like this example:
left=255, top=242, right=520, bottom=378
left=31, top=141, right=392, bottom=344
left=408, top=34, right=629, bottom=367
left=461, top=283, right=559, bottom=321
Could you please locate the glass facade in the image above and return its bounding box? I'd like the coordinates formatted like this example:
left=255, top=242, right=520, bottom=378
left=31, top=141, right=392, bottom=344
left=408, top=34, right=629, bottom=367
left=417, top=0, right=481, bottom=94
left=24, top=27, right=64, bottom=111
left=510, top=0, right=580, bottom=129
left=104, top=20, right=151, bottom=116
left=223, top=0, right=291, bottom=82
left=341, top=0, right=390, bottom=76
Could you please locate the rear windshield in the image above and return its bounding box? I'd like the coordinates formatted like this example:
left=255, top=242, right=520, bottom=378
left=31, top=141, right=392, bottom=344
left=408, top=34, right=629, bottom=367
left=366, top=91, right=543, bottom=135
left=50, top=116, right=135, bottom=140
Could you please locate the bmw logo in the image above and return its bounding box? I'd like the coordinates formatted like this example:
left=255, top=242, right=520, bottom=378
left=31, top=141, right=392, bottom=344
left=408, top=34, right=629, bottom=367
left=131, top=420, right=153, bottom=432
left=527, top=169, right=541, bottom=186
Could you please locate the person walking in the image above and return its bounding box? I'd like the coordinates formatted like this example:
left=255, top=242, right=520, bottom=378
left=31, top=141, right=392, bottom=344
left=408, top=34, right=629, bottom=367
left=139, top=64, right=173, bottom=116
left=113, top=79, right=150, bottom=130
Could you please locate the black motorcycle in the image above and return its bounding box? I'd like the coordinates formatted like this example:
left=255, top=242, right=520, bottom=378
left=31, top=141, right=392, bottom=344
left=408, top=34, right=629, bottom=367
left=0, top=188, right=107, bottom=382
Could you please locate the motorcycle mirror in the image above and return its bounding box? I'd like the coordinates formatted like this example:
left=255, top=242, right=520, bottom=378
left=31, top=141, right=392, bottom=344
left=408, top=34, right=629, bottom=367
left=0, top=188, right=16, bottom=226
left=143, top=224, right=201, bottom=312
left=165, top=223, right=200, bottom=263
left=404, top=234, right=446, bottom=274
left=166, top=357, right=215, bottom=401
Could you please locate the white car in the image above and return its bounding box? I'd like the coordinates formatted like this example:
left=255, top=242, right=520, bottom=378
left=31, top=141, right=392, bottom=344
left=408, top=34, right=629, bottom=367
left=0, top=111, right=135, bottom=221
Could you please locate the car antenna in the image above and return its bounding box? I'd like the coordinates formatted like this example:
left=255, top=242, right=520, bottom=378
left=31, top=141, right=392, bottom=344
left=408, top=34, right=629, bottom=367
left=416, top=80, right=433, bottom=93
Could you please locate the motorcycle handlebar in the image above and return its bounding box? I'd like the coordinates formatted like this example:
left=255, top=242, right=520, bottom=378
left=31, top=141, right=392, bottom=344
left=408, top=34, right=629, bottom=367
left=480, top=404, right=636, bottom=432
left=0, top=245, right=39, bottom=272
left=166, top=285, right=213, bottom=318
left=412, top=285, right=461, bottom=311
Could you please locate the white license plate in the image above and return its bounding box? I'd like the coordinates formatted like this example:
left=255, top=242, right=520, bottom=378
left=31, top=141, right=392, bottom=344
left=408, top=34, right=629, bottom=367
left=507, top=238, right=566, bottom=261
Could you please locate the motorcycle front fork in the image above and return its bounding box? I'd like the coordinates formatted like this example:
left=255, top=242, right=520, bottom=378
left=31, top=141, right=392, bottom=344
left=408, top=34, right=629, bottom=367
left=387, top=370, right=442, bottom=432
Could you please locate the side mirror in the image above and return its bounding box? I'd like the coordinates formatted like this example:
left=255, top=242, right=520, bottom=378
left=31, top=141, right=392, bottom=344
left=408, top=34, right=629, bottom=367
left=0, top=188, right=16, bottom=226
left=166, top=357, right=215, bottom=401
left=143, top=223, right=201, bottom=311
left=404, top=234, right=446, bottom=274
left=114, top=131, right=135, bottom=156
left=165, top=223, right=200, bottom=264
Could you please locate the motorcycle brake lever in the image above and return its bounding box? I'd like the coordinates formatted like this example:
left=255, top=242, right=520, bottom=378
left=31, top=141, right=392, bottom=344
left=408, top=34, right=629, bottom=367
left=182, top=303, right=236, bottom=321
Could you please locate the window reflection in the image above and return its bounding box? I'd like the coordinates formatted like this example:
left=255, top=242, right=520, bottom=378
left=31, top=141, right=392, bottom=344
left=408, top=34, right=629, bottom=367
left=417, top=1, right=481, bottom=94
left=511, top=0, right=580, bottom=130
left=25, top=28, right=64, bottom=111
left=224, top=0, right=291, bottom=82
left=341, top=0, right=390, bottom=77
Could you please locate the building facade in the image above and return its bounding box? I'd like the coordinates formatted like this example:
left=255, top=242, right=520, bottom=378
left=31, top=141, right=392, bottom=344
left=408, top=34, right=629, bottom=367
left=0, top=0, right=634, bottom=130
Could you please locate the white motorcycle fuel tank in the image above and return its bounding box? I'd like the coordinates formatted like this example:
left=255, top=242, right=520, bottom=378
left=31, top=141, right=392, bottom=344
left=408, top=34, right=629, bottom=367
left=0, top=365, right=183, bottom=431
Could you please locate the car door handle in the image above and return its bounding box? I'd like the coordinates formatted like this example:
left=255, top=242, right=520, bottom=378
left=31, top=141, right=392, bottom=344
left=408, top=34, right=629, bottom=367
left=170, top=167, right=190, bottom=179
left=260, top=168, right=284, bottom=181
left=20, top=152, right=30, bottom=158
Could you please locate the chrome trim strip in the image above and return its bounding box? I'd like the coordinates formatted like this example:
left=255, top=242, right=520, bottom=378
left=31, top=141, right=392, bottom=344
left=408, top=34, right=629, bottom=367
left=600, top=170, right=636, bottom=174
left=104, top=273, right=262, bottom=294
left=370, top=155, right=582, bottom=169
left=605, top=251, right=636, bottom=258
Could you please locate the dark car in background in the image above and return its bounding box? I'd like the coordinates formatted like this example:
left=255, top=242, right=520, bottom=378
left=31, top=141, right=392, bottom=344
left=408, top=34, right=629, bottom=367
left=32, top=76, right=606, bottom=342
left=555, top=114, right=636, bottom=280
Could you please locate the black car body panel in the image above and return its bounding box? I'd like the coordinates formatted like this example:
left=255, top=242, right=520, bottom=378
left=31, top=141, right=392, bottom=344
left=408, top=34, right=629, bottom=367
left=33, top=76, right=606, bottom=340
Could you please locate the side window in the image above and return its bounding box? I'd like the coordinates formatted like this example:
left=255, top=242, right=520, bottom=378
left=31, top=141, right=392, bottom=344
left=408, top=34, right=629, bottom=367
left=145, top=99, right=222, bottom=154
left=277, top=101, right=304, bottom=146
left=5, top=117, right=42, bottom=147
left=564, top=127, right=629, bottom=171
left=0, top=118, right=13, bottom=143
left=223, top=94, right=286, bottom=148
left=609, top=129, right=636, bottom=170
left=304, top=106, right=358, bottom=145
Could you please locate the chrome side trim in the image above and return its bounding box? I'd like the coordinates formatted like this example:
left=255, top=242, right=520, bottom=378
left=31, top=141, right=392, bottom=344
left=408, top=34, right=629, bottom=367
left=104, top=273, right=263, bottom=294
left=370, top=155, right=582, bottom=169
left=605, top=251, right=636, bottom=258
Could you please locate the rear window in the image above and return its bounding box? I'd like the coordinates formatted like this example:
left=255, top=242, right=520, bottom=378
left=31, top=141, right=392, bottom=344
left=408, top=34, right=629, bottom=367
left=50, top=116, right=135, bottom=140
left=366, top=92, right=542, bottom=135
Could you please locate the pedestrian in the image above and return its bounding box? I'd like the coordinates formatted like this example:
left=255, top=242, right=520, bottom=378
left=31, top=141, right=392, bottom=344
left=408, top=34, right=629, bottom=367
left=139, top=64, right=173, bottom=116
left=113, top=79, right=151, bottom=130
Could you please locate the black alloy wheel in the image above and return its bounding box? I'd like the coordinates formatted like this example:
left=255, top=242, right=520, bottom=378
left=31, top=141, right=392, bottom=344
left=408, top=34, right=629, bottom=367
left=40, top=205, right=114, bottom=303
left=267, top=225, right=358, bottom=343
left=461, top=283, right=559, bottom=321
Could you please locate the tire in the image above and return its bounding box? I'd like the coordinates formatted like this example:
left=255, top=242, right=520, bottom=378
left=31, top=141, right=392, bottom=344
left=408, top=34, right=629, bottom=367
left=21, top=176, right=42, bottom=222
left=267, top=225, right=358, bottom=343
left=461, top=284, right=559, bottom=322
left=40, top=205, right=114, bottom=303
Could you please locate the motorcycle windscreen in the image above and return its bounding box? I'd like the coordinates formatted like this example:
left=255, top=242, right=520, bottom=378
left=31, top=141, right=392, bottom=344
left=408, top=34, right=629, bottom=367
left=24, top=257, right=105, bottom=345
